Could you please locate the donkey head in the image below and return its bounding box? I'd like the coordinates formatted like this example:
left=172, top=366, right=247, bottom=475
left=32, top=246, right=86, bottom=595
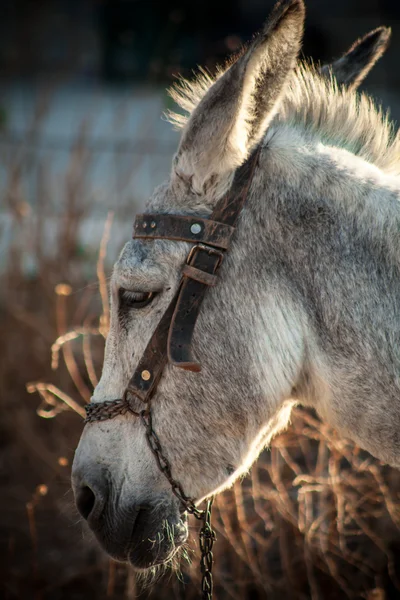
left=71, top=0, right=305, bottom=569
left=71, top=0, right=389, bottom=571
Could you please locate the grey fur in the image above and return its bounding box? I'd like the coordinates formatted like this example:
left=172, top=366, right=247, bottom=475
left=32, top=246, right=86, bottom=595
left=321, top=26, right=391, bottom=89
left=72, top=0, right=400, bottom=570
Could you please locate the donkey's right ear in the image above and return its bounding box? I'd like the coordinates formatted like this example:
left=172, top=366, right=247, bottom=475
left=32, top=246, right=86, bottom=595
left=320, top=27, right=391, bottom=90
left=173, top=0, right=305, bottom=194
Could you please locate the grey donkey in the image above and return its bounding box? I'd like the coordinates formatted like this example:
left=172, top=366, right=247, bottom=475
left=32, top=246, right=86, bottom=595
left=72, top=0, right=398, bottom=571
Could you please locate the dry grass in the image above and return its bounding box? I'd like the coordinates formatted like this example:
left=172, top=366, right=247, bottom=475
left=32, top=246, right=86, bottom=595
left=2, top=105, right=400, bottom=600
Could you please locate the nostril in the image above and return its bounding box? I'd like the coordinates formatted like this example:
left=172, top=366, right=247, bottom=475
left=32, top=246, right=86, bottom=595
left=76, top=486, right=96, bottom=520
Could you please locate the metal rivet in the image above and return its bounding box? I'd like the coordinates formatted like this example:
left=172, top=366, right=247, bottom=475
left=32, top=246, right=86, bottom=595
left=141, top=370, right=151, bottom=381
left=142, top=222, right=147, bottom=229
left=150, top=221, right=156, bottom=228
left=190, top=223, right=202, bottom=235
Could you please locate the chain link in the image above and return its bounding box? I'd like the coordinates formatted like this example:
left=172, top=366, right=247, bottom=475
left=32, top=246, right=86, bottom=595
left=140, top=410, right=203, bottom=517
left=140, top=409, right=216, bottom=599
left=84, top=398, right=139, bottom=422
left=199, top=499, right=215, bottom=599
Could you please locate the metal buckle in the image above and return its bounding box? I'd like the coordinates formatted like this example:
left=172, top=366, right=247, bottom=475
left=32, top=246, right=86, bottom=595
left=186, top=243, right=225, bottom=269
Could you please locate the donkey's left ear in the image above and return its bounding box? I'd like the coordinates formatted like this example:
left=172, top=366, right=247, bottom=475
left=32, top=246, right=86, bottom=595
left=173, top=0, right=305, bottom=192
left=320, top=27, right=391, bottom=90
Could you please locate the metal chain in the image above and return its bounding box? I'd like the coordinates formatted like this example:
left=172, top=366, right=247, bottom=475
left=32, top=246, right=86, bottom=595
left=140, top=409, right=216, bottom=599
left=199, top=498, right=215, bottom=599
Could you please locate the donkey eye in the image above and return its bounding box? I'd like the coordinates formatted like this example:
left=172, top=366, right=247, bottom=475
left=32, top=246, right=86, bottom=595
left=119, top=288, right=156, bottom=310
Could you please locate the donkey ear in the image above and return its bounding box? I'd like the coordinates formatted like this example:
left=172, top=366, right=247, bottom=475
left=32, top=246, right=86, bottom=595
left=175, top=0, right=305, bottom=190
left=320, top=27, right=391, bottom=90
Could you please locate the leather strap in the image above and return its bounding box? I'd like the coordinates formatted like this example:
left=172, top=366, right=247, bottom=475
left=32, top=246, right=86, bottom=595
left=124, top=292, right=179, bottom=402
left=211, top=147, right=260, bottom=225
left=133, top=214, right=235, bottom=250
left=181, top=264, right=218, bottom=287
left=167, top=147, right=261, bottom=370
left=126, top=146, right=261, bottom=391
left=168, top=245, right=224, bottom=370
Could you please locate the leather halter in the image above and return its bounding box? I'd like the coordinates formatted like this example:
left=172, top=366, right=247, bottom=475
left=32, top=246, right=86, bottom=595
left=83, top=147, right=261, bottom=600
left=85, top=146, right=260, bottom=421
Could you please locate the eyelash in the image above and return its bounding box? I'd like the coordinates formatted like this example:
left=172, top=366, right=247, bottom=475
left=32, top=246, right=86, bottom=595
left=118, top=288, right=156, bottom=310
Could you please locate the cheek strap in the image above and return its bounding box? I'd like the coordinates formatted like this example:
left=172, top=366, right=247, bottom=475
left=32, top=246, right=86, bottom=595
left=126, top=145, right=261, bottom=396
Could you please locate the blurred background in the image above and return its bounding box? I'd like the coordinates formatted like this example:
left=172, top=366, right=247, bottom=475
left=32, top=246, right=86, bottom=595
left=1, top=0, right=399, bottom=264
left=2, top=1, right=400, bottom=599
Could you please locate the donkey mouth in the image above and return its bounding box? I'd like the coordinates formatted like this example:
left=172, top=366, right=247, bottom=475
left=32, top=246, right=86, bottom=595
left=126, top=509, right=188, bottom=570
left=92, top=505, right=188, bottom=570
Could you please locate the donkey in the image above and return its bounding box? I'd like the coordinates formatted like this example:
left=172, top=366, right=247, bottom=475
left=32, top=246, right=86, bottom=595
left=72, top=0, right=398, bottom=572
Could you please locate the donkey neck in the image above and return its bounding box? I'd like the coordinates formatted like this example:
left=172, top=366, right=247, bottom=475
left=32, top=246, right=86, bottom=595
left=235, top=125, right=400, bottom=387
left=255, top=125, right=400, bottom=269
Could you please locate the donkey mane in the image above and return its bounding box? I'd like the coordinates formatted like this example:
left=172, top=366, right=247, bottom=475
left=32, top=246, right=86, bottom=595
left=168, top=63, right=400, bottom=176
